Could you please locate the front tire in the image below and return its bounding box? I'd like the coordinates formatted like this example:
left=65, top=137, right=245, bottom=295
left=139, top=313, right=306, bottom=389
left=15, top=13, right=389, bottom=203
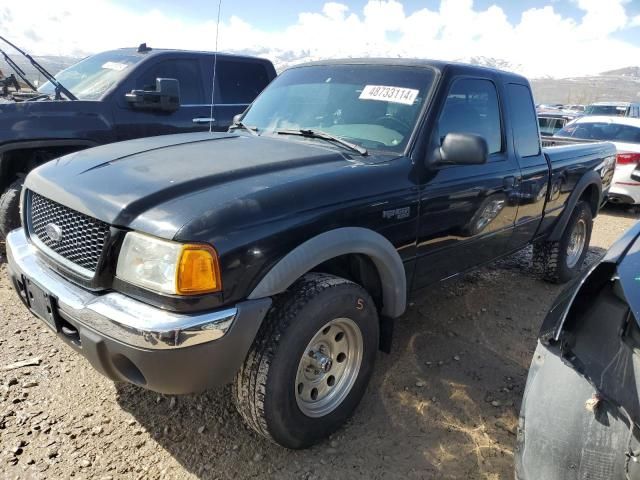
left=533, top=200, right=593, bottom=283
left=233, top=273, right=379, bottom=449
left=0, top=177, right=24, bottom=240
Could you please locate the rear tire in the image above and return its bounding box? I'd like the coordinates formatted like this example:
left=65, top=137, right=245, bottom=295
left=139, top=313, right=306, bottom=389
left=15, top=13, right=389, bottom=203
left=533, top=200, right=592, bottom=283
left=232, top=273, right=379, bottom=449
left=0, top=177, right=24, bottom=240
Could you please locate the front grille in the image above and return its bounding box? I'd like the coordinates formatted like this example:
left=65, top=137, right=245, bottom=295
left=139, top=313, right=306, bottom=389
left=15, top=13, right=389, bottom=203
left=29, top=192, right=109, bottom=273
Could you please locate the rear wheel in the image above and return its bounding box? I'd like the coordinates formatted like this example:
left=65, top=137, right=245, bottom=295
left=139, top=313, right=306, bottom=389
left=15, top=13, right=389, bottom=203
left=0, top=177, right=25, bottom=240
left=533, top=200, right=593, bottom=283
left=232, top=273, right=379, bottom=449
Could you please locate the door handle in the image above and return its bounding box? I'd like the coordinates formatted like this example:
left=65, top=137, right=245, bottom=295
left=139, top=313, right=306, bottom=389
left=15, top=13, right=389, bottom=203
left=192, top=117, right=215, bottom=124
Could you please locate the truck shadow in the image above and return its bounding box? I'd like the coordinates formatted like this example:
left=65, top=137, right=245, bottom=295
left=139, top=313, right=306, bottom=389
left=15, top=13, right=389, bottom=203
left=601, top=203, right=640, bottom=219
left=114, top=249, right=602, bottom=479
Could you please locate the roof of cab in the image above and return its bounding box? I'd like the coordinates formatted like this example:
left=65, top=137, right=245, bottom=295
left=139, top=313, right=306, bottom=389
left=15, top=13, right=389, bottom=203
left=110, top=47, right=272, bottom=64
left=290, top=57, right=529, bottom=83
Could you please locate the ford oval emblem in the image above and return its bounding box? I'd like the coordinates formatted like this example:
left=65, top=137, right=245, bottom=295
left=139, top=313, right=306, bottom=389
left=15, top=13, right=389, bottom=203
left=45, top=223, right=63, bottom=243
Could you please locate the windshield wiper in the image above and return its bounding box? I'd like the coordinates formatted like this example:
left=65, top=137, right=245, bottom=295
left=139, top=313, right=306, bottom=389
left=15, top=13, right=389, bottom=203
left=0, top=47, right=37, bottom=92
left=228, top=121, right=258, bottom=136
left=276, top=129, right=368, bottom=156
left=0, top=35, right=77, bottom=101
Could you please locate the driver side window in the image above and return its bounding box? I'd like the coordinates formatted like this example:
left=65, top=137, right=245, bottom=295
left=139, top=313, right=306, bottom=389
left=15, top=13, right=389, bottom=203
left=135, top=59, right=204, bottom=105
left=438, top=78, right=503, bottom=155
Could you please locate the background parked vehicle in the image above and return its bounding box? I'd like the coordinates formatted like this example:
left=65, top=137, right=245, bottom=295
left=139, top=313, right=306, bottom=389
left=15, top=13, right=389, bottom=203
left=563, top=104, right=585, bottom=114
left=536, top=103, right=564, bottom=111
left=550, top=116, right=640, bottom=205
left=6, top=59, right=616, bottom=448
left=538, top=111, right=577, bottom=137
left=516, top=222, right=640, bottom=479
left=584, top=101, right=640, bottom=118
left=0, top=43, right=276, bottom=238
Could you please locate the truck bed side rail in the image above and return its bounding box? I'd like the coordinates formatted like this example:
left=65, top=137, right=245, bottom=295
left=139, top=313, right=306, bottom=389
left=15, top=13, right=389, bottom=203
left=541, top=135, right=598, bottom=147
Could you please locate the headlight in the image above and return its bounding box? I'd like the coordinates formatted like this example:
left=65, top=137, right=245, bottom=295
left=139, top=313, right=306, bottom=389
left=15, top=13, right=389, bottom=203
left=116, top=232, right=221, bottom=295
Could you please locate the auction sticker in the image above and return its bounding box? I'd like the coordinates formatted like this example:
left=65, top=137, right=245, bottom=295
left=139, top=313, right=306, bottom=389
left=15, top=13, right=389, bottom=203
left=102, top=61, right=128, bottom=71
left=359, top=85, right=419, bottom=105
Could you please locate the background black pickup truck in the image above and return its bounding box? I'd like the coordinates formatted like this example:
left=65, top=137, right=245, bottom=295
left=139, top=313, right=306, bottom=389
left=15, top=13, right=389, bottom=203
left=0, top=45, right=276, bottom=237
left=6, top=59, right=616, bottom=449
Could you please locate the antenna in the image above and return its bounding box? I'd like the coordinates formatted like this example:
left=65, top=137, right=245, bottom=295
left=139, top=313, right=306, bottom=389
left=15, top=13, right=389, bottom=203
left=209, top=0, right=222, bottom=133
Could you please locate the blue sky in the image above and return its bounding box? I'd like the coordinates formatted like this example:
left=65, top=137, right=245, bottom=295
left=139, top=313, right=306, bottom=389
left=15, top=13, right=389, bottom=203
left=3, top=0, right=640, bottom=77
left=110, top=0, right=580, bottom=24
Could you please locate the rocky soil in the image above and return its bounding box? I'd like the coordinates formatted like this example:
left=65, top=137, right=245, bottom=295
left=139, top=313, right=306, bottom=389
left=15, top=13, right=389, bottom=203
left=0, top=206, right=637, bottom=480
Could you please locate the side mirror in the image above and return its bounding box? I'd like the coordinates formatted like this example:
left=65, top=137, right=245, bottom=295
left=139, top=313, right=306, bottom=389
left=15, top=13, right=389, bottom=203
left=232, top=113, right=243, bottom=125
left=125, top=78, right=180, bottom=112
left=437, top=133, right=488, bottom=166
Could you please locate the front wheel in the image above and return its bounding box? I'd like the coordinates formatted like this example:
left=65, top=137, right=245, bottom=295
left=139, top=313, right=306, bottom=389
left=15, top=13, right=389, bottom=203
left=0, top=177, right=24, bottom=240
left=533, top=200, right=593, bottom=283
left=233, top=273, right=379, bottom=449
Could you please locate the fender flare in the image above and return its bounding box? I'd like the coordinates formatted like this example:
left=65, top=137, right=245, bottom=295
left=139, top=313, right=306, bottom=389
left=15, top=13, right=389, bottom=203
left=547, top=170, right=602, bottom=242
left=248, top=227, right=407, bottom=318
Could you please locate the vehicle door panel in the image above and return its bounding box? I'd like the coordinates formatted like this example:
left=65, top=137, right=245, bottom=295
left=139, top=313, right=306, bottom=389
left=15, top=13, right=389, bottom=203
left=413, top=75, right=519, bottom=289
left=111, top=56, right=211, bottom=141
left=415, top=162, right=518, bottom=287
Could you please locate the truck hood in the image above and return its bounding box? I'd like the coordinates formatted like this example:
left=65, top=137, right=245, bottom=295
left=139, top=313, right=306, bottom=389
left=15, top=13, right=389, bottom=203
left=25, top=131, right=375, bottom=237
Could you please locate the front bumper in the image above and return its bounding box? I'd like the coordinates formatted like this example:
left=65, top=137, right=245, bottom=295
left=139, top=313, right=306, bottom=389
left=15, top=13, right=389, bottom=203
left=6, top=229, right=271, bottom=394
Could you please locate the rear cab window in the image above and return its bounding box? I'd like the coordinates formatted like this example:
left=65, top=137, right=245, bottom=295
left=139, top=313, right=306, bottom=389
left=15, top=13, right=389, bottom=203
left=507, top=83, right=541, bottom=159
left=215, top=60, right=272, bottom=105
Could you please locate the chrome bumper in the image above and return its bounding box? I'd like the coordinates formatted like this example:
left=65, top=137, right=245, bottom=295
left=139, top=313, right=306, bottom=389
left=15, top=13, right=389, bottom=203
left=6, top=228, right=237, bottom=350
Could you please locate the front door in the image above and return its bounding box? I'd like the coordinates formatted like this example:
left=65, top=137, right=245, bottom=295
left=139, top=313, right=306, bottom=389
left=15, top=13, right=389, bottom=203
left=112, top=56, right=211, bottom=141
left=413, top=76, right=520, bottom=289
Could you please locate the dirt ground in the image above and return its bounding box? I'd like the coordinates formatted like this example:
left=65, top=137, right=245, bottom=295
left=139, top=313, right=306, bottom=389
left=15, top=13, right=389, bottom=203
left=0, top=206, right=637, bottom=480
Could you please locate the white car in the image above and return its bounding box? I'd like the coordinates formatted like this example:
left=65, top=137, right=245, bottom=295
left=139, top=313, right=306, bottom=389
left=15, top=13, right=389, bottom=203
left=554, top=116, right=640, bottom=204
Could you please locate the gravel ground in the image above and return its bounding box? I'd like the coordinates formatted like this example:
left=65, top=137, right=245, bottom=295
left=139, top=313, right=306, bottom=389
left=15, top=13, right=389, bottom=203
left=0, top=206, right=637, bottom=480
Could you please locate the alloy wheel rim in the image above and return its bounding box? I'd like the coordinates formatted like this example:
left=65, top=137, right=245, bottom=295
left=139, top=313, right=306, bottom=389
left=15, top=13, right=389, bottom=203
left=566, top=218, right=587, bottom=268
left=294, top=317, right=363, bottom=418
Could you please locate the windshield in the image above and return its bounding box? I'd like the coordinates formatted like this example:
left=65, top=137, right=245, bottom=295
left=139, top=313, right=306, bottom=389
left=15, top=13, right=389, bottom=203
left=38, top=51, right=144, bottom=100
left=241, top=64, right=436, bottom=154
left=555, top=121, right=640, bottom=143
left=584, top=105, right=629, bottom=116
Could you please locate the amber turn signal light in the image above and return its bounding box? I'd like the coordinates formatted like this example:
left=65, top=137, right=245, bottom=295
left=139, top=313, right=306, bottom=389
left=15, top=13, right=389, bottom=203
left=176, top=244, right=221, bottom=295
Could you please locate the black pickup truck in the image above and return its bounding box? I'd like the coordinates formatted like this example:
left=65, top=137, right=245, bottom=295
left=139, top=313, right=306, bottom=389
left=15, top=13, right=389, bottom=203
left=6, top=59, right=616, bottom=449
left=0, top=44, right=276, bottom=237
